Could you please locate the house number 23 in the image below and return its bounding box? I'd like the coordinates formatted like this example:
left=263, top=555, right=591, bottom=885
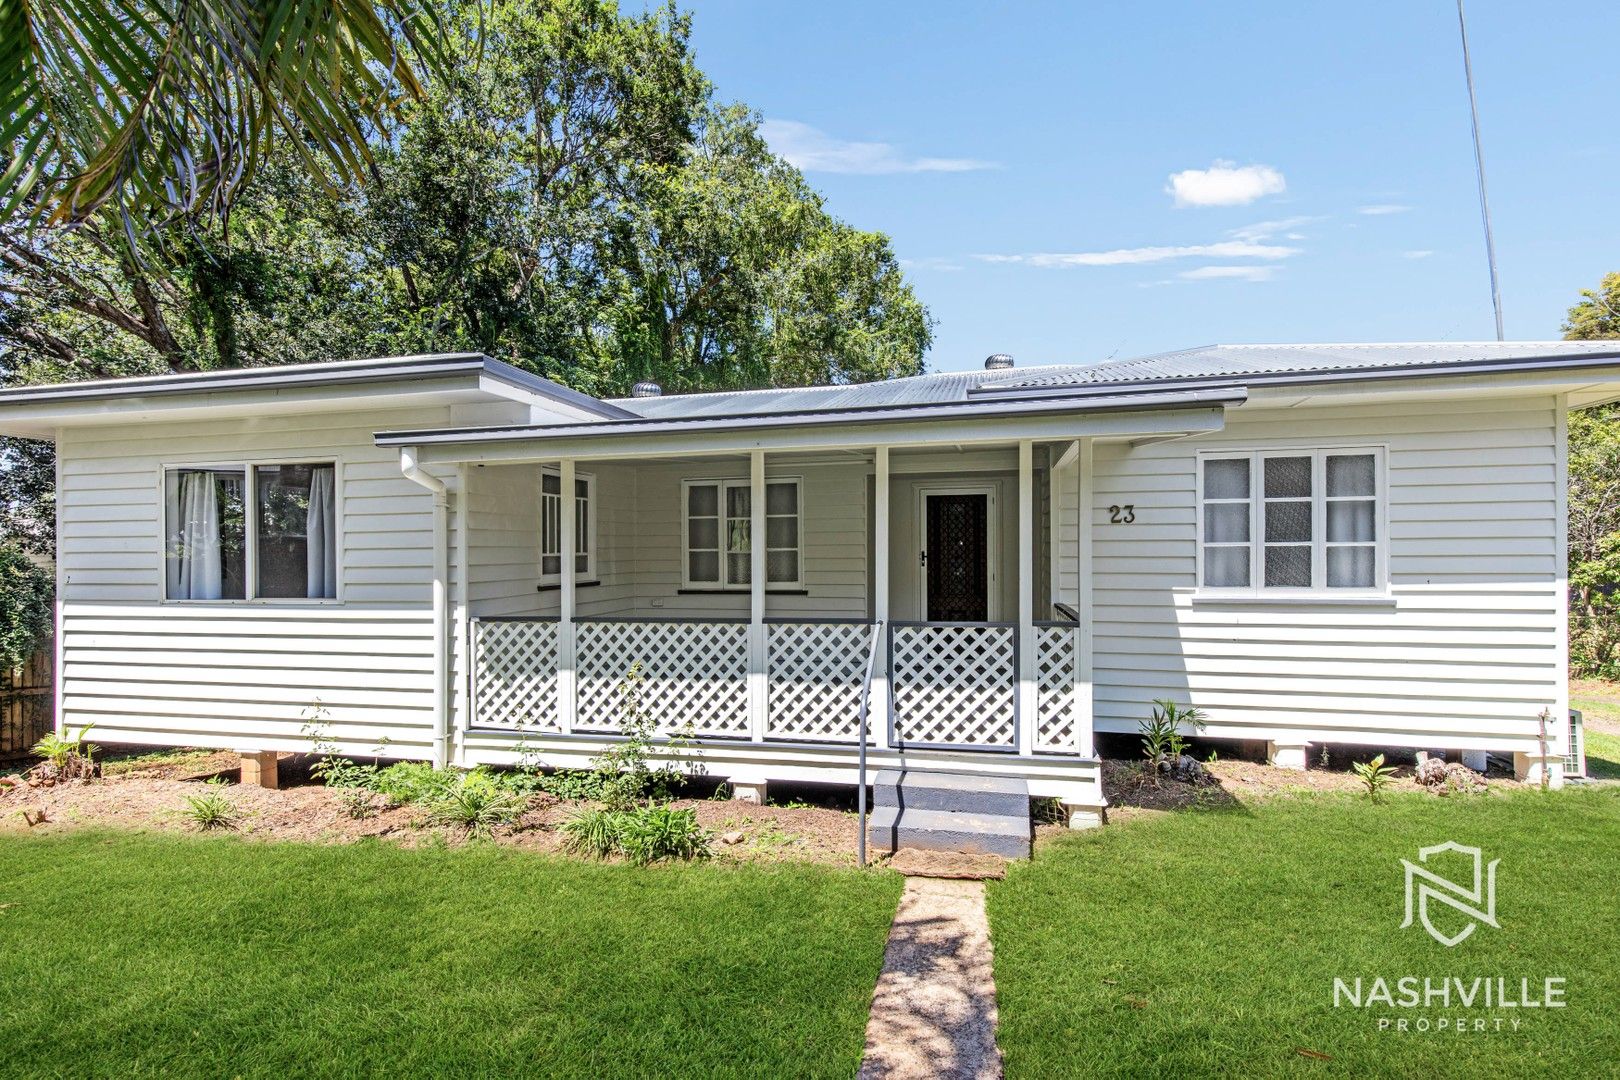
left=1108, top=504, right=1136, bottom=524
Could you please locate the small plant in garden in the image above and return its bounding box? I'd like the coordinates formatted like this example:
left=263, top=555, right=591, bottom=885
left=30, top=725, right=98, bottom=783
left=560, top=804, right=712, bottom=865
left=588, top=663, right=691, bottom=810
left=302, top=700, right=377, bottom=788
left=560, top=806, right=622, bottom=859
left=1138, top=700, right=1207, bottom=783
left=425, top=772, right=528, bottom=838
left=181, top=789, right=237, bottom=830
left=339, top=787, right=381, bottom=819
left=1351, top=754, right=1398, bottom=801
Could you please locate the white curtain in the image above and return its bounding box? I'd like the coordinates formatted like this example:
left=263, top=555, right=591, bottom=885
left=306, top=466, right=337, bottom=598
left=166, top=471, right=222, bottom=600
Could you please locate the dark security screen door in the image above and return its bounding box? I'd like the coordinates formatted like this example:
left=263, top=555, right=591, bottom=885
left=925, top=493, right=990, bottom=621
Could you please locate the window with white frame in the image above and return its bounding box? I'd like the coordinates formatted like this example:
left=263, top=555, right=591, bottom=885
left=164, top=463, right=337, bottom=601
left=1199, top=448, right=1382, bottom=592
left=540, top=468, right=595, bottom=582
left=682, top=478, right=801, bottom=589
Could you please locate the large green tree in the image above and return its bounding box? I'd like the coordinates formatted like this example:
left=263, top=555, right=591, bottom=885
left=0, top=0, right=934, bottom=552
left=1565, top=271, right=1620, bottom=678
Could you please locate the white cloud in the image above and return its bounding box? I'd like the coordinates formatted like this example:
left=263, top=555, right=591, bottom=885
left=1358, top=204, right=1412, bottom=215
left=1226, top=216, right=1320, bottom=243
left=977, top=239, right=1299, bottom=269
left=1165, top=160, right=1286, bottom=207
left=760, top=119, right=997, bottom=175
left=1178, top=265, right=1278, bottom=282
left=1403, top=249, right=1435, bottom=259
left=899, top=256, right=965, bottom=272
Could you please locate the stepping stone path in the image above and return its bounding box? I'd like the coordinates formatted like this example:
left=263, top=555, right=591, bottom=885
left=858, top=875, right=1002, bottom=1079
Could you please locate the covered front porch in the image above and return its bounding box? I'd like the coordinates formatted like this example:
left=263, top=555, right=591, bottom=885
left=385, top=391, right=1235, bottom=819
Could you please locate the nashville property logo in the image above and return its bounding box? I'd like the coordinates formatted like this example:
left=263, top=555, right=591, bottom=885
left=1400, top=841, right=1499, bottom=948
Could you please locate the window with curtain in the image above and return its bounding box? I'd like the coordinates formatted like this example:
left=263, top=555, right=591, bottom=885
left=539, top=469, right=594, bottom=582
left=164, top=463, right=336, bottom=600
left=1199, top=449, right=1382, bottom=593
left=682, top=478, right=801, bottom=589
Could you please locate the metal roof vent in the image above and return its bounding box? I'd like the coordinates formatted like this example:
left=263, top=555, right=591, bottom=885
left=630, top=380, right=662, bottom=398
left=984, top=353, right=1014, bottom=370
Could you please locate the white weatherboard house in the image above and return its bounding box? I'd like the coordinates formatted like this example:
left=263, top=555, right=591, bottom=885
left=3, top=342, right=1615, bottom=826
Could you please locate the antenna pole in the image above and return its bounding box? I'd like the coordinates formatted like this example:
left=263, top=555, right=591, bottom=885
left=1457, top=0, right=1504, bottom=341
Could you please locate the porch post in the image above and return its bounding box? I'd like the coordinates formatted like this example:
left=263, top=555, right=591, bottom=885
left=1017, top=440, right=1036, bottom=756
left=1077, top=439, right=1095, bottom=759
left=559, top=458, right=577, bottom=735
left=749, top=449, right=767, bottom=742
left=872, top=446, right=890, bottom=744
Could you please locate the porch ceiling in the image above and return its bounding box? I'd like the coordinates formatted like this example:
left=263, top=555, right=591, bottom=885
left=375, top=387, right=1243, bottom=464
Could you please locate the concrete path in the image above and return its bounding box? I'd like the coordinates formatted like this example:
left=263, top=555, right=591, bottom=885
left=858, top=877, right=1002, bottom=1079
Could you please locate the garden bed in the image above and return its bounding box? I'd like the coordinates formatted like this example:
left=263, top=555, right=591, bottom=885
left=0, top=748, right=867, bottom=863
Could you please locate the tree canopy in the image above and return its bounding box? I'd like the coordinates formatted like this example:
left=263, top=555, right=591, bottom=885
left=0, top=0, right=931, bottom=393
left=0, top=0, right=933, bottom=552
left=1564, top=271, right=1620, bottom=678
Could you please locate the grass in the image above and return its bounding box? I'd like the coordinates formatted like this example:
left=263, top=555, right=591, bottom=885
left=989, top=787, right=1620, bottom=1077
left=1569, top=679, right=1620, bottom=780
left=0, top=831, right=900, bottom=1078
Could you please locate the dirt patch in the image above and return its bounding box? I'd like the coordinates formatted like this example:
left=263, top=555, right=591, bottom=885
left=0, top=752, right=867, bottom=864
left=1069, top=751, right=1525, bottom=833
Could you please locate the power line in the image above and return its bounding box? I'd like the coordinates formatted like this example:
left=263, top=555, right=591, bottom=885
left=1456, top=0, right=1504, bottom=341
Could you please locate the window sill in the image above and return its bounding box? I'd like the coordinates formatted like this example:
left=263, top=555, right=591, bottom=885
left=536, top=580, right=601, bottom=593
left=161, top=598, right=341, bottom=607
left=677, top=587, right=810, bottom=596
left=1190, top=592, right=1395, bottom=608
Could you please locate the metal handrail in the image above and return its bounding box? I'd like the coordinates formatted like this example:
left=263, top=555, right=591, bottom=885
left=856, top=619, right=885, bottom=868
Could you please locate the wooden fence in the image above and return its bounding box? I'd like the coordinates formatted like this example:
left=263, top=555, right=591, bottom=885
left=1, top=642, right=54, bottom=761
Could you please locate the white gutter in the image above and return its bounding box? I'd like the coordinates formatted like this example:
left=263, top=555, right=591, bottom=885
left=399, top=446, right=451, bottom=769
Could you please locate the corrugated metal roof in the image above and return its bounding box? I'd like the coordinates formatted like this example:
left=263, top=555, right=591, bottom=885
left=976, top=342, right=1620, bottom=391
left=610, top=343, right=1620, bottom=418
left=607, top=365, right=1085, bottom=418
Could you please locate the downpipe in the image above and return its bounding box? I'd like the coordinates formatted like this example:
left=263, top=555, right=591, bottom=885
left=400, top=446, right=451, bottom=769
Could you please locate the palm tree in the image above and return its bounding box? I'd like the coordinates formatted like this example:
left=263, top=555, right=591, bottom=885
left=0, top=0, right=453, bottom=230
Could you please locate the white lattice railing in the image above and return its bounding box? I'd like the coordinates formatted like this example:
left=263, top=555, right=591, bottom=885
left=471, top=618, right=561, bottom=731
left=1035, top=622, right=1079, bottom=752
left=766, top=620, right=877, bottom=742
left=889, top=622, right=1017, bottom=749
left=575, top=619, right=750, bottom=738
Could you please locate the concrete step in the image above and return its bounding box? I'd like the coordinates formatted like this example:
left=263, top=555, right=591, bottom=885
left=872, top=768, right=1030, bottom=818
left=867, top=804, right=1032, bottom=860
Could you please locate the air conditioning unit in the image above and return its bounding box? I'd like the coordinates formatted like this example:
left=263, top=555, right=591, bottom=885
left=1565, top=709, right=1587, bottom=779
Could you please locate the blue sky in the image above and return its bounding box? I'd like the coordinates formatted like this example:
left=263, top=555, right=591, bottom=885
left=678, top=1, right=1620, bottom=372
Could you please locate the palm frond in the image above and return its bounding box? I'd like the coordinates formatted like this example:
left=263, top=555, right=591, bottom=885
left=0, top=0, right=453, bottom=232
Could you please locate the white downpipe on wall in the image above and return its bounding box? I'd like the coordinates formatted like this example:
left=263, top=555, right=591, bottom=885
left=400, top=446, right=451, bottom=769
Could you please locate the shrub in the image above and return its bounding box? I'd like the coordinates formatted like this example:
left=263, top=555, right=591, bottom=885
left=539, top=769, right=609, bottom=801
left=1138, top=700, right=1206, bottom=782
left=1351, top=754, right=1398, bottom=801
left=425, top=773, right=528, bottom=838
left=617, top=805, right=709, bottom=866
left=588, top=663, right=693, bottom=810
left=181, top=790, right=237, bottom=830
left=370, top=761, right=461, bottom=804
left=0, top=544, right=52, bottom=669
left=559, top=805, right=711, bottom=865
left=31, top=726, right=97, bottom=782
left=560, top=806, right=622, bottom=859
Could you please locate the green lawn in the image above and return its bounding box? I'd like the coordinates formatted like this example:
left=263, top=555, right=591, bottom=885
left=0, top=832, right=901, bottom=1078
left=989, top=788, right=1620, bottom=1078
left=1570, top=682, right=1620, bottom=779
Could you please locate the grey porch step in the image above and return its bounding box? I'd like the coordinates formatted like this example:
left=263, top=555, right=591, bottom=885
left=867, top=805, right=1032, bottom=860
left=873, top=768, right=1030, bottom=818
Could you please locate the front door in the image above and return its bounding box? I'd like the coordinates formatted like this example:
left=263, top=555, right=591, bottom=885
left=922, top=491, right=991, bottom=621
